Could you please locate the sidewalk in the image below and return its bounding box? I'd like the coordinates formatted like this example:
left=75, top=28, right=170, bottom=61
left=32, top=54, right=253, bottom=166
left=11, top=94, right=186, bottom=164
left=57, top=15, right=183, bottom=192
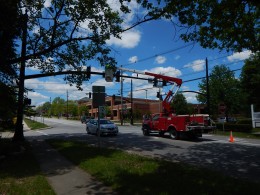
left=30, top=140, right=116, bottom=195
left=25, top=122, right=117, bottom=195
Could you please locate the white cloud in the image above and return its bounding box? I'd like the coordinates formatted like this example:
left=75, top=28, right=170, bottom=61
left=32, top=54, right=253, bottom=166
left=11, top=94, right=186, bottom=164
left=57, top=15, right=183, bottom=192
left=184, top=59, right=204, bottom=72
left=227, top=50, right=252, bottom=62
left=106, top=30, right=141, bottom=48
left=128, top=56, right=138, bottom=63
left=155, top=56, right=166, bottom=64
left=148, top=66, right=182, bottom=77
left=179, top=86, right=199, bottom=103
left=28, top=91, right=49, bottom=100
left=174, top=55, right=180, bottom=60
left=44, top=0, right=52, bottom=7
left=27, top=91, right=49, bottom=106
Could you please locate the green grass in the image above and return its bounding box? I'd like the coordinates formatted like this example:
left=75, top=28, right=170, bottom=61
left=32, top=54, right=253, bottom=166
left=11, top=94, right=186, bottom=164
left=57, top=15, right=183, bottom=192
left=0, top=139, right=55, bottom=194
left=213, top=128, right=260, bottom=139
left=24, top=118, right=49, bottom=130
left=48, top=139, right=260, bottom=195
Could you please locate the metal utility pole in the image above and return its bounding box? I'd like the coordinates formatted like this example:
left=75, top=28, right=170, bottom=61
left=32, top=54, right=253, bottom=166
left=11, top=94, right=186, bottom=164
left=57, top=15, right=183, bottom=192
left=130, top=79, right=133, bottom=125
left=206, top=58, right=210, bottom=116
left=67, top=90, right=69, bottom=120
left=13, top=12, right=28, bottom=141
left=120, top=67, right=123, bottom=125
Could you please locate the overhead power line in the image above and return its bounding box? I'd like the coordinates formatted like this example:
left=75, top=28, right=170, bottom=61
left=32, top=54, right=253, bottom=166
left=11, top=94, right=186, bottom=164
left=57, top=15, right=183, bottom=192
left=122, top=43, right=195, bottom=67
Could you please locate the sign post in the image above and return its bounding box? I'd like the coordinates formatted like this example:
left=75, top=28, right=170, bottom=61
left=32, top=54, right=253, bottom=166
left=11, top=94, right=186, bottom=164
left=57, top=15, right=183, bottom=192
left=218, top=103, right=226, bottom=131
left=92, top=86, right=106, bottom=148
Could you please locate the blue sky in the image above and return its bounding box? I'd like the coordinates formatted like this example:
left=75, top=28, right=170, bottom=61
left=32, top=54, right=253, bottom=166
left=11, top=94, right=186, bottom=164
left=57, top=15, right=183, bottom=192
left=24, top=1, right=252, bottom=107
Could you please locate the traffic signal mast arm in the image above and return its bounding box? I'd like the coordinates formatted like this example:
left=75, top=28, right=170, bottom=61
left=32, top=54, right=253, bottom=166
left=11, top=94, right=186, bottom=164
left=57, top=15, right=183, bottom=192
left=118, top=67, right=183, bottom=114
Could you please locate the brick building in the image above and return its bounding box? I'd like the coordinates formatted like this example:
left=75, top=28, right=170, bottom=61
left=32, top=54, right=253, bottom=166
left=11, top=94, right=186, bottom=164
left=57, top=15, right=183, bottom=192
left=78, top=96, right=207, bottom=120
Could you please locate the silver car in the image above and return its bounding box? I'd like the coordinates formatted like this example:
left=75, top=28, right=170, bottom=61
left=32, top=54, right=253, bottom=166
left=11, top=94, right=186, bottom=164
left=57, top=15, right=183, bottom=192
left=86, top=119, right=119, bottom=136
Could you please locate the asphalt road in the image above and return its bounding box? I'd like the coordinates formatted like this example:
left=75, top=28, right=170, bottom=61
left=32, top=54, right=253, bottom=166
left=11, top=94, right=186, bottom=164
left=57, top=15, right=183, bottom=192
left=25, top=117, right=260, bottom=183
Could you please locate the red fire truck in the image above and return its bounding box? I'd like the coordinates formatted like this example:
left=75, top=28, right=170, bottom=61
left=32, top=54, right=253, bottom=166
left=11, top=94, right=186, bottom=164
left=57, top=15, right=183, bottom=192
left=119, top=67, right=215, bottom=139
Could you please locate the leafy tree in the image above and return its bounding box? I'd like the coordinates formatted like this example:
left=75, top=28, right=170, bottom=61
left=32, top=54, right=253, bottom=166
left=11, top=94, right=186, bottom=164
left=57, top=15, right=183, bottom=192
left=161, top=0, right=259, bottom=53
left=0, top=0, right=20, bottom=125
left=51, top=97, right=66, bottom=117
left=197, top=65, right=242, bottom=119
left=0, top=0, right=19, bottom=84
left=78, top=104, right=89, bottom=117
left=67, top=100, right=78, bottom=117
left=36, top=102, right=52, bottom=116
left=171, top=93, right=190, bottom=115
left=240, top=53, right=260, bottom=111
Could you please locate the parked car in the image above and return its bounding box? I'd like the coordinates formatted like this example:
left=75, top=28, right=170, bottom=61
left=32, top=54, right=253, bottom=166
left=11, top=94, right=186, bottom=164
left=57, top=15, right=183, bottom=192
left=86, top=119, right=118, bottom=136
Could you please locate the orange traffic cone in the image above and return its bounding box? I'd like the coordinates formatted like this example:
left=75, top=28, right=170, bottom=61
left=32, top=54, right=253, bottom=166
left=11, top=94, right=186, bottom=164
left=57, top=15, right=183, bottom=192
left=229, top=131, right=234, bottom=142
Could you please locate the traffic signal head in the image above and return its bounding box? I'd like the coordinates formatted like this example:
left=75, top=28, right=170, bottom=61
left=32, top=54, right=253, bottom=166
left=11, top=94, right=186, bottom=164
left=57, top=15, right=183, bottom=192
left=86, top=66, right=91, bottom=79
left=153, top=78, right=158, bottom=87
left=24, top=98, right=31, bottom=105
left=115, top=71, right=120, bottom=82
left=162, top=80, right=167, bottom=86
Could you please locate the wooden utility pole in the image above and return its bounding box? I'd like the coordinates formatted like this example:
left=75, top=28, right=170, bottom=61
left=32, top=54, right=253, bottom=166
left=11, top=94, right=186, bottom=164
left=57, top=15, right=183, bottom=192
left=206, top=58, right=210, bottom=116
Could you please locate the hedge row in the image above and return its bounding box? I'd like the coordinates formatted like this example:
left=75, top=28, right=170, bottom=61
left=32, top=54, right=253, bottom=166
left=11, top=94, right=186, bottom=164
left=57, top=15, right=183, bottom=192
left=216, top=123, right=252, bottom=132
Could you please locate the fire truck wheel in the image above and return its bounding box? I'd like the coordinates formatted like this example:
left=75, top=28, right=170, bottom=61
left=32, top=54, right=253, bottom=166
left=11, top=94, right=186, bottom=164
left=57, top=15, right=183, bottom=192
left=169, top=129, right=180, bottom=140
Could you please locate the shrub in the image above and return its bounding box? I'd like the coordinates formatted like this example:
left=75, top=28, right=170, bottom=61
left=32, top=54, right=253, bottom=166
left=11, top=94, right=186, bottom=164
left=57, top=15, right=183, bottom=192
left=216, top=123, right=252, bottom=133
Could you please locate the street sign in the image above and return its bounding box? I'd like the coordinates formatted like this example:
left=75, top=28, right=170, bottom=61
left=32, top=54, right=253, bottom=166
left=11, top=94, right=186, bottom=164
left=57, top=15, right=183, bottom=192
left=99, top=106, right=106, bottom=117
left=92, top=86, right=105, bottom=108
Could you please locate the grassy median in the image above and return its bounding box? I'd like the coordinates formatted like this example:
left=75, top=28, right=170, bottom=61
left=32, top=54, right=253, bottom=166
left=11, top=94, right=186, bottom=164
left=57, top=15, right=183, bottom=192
left=48, top=139, right=260, bottom=195
left=24, top=117, right=49, bottom=130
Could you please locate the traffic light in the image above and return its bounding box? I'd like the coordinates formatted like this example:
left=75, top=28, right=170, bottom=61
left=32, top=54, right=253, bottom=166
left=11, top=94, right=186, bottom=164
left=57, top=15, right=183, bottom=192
left=24, top=98, right=31, bottom=105
left=156, top=92, right=160, bottom=98
left=162, top=80, right=167, bottom=86
left=115, top=71, right=120, bottom=82
left=105, top=66, right=114, bottom=82
left=153, top=78, right=158, bottom=87
left=86, top=66, right=91, bottom=79
left=89, top=92, right=91, bottom=99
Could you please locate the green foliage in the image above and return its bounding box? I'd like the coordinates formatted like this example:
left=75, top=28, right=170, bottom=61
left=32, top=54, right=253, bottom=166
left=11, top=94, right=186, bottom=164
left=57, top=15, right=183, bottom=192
left=171, top=93, right=190, bottom=115
left=197, top=65, right=242, bottom=117
left=162, top=0, right=259, bottom=53
left=216, top=123, right=252, bottom=133
left=240, top=53, right=260, bottom=110
left=51, top=97, right=66, bottom=116
left=78, top=104, right=89, bottom=116
left=0, top=82, right=17, bottom=120
left=0, top=0, right=19, bottom=85
left=24, top=118, right=48, bottom=130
